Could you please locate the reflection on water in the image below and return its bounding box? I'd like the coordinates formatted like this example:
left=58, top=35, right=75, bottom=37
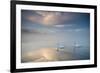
left=21, top=46, right=90, bottom=63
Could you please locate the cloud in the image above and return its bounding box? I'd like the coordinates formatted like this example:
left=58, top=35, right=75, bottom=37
left=42, top=13, right=60, bottom=25
left=27, top=14, right=42, bottom=24
left=26, top=11, right=73, bottom=26
left=67, top=28, right=84, bottom=32
left=54, top=25, right=65, bottom=28
left=75, top=29, right=83, bottom=32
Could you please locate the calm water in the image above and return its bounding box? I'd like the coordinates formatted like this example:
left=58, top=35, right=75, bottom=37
left=21, top=32, right=90, bottom=62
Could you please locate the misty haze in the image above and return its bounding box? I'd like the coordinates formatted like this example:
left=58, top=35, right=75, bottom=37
left=21, top=10, right=90, bottom=63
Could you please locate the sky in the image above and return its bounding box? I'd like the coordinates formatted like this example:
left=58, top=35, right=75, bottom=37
left=21, top=10, right=90, bottom=51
